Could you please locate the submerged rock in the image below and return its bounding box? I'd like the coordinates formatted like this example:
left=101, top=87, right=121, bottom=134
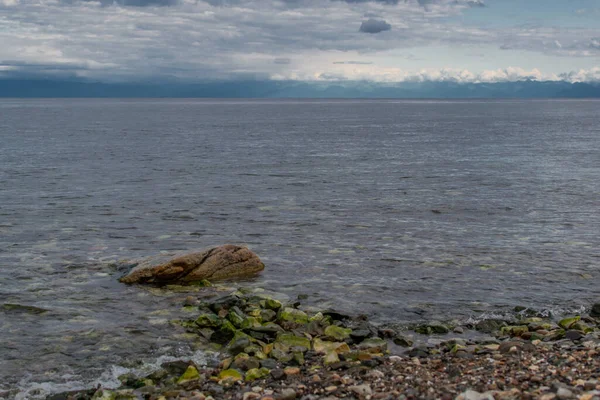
left=1, top=303, right=49, bottom=315
left=119, top=245, right=265, bottom=284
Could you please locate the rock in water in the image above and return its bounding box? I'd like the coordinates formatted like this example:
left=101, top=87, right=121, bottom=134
left=119, top=245, right=264, bottom=284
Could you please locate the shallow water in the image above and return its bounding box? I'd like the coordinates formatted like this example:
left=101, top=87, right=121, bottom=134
left=1, top=99, right=599, bottom=396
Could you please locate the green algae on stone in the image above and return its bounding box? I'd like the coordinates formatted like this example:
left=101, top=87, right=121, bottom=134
left=249, top=322, right=284, bottom=334
left=242, top=344, right=262, bottom=355
left=245, top=367, right=270, bottom=382
left=226, top=331, right=253, bottom=355
left=500, top=325, right=529, bottom=337
left=241, top=316, right=262, bottom=330
left=270, top=348, right=293, bottom=362
left=474, top=319, right=507, bottom=333
left=218, top=369, right=243, bottom=382
left=571, top=321, right=593, bottom=333
left=324, top=325, right=352, bottom=341
left=529, top=332, right=546, bottom=341
left=545, top=329, right=566, bottom=341
left=392, top=335, right=414, bottom=347
left=118, top=373, right=149, bottom=389
left=264, top=298, right=283, bottom=311
left=309, top=312, right=325, bottom=322
left=313, top=338, right=350, bottom=354
left=176, top=365, right=200, bottom=384
left=278, top=307, right=309, bottom=324
left=415, top=321, right=449, bottom=335
left=520, top=317, right=544, bottom=324
left=274, top=333, right=311, bottom=352
left=210, top=319, right=237, bottom=344
left=195, top=312, right=221, bottom=328
left=358, top=337, right=388, bottom=354
left=528, top=322, right=554, bottom=331
left=559, top=316, right=581, bottom=330
left=253, top=350, right=268, bottom=360
left=233, top=354, right=260, bottom=371
left=227, top=307, right=247, bottom=328
left=259, top=309, right=277, bottom=322
left=451, top=344, right=466, bottom=353
left=293, top=351, right=305, bottom=365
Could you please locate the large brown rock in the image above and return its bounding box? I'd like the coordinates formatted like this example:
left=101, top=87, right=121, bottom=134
left=119, top=244, right=264, bottom=284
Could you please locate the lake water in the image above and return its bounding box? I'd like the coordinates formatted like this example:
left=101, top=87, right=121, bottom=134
left=1, top=99, right=599, bottom=397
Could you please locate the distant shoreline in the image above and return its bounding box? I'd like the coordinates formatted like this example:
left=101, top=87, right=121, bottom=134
left=2, top=79, right=600, bottom=99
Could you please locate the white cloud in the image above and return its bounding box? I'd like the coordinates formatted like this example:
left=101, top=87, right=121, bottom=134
left=0, top=0, right=598, bottom=82
left=559, top=67, right=600, bottom=83
left=273, top=64, right=600, bottom=83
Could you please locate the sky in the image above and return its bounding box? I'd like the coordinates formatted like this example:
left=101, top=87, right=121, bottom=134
left=1, top=0, right=600, bottom=84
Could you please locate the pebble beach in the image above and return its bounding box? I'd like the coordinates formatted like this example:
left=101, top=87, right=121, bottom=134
left=31, top=284, right=600, bottom=400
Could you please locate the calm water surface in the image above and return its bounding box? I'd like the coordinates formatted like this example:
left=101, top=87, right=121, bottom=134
left=1, top=99, right=599, bottom=396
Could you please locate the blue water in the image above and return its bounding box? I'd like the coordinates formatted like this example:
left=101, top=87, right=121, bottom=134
left=1, top=99, right=599, bottom=396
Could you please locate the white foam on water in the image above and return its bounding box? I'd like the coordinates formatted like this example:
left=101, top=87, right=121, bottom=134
left=12, top=349, right=217, bottom=400
left=464, top=304, right=589, bottom=325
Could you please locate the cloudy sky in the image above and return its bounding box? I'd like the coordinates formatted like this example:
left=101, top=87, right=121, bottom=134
left=1, top=0, right=599, bottom=83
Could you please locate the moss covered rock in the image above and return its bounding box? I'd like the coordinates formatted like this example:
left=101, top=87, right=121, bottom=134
left=264, top=298, right=283, bottom=311
left=195, top=313, right=221, bottom=328
left=274, top=333, right=311, bottom=352
left=226, top=331, right=253, bottom=355
left=324, top=325, right=352, bottom=341
left=176, top=365, right=200, bottom=384
left=558, top=316, right=581, bottom=330
left=415, top=321, right=449, bottom=335
left=278, top=307, right=309, bottom=325
left=313, top=338, right=350, bottom=354
left=245, top=367, right=270, bottom=382
left=500, top=325, right=529, bottom=337
left=218, top=368, right=244, bottom=382
left=358, top=337, right=387, bottom=354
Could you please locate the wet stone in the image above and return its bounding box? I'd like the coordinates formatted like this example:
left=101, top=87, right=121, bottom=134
left=349, top=328, right=372, bottom=341
left=393, top=334, right=413, bottom=347
left=161, top=360, right=192, bottom=377
left=558, top=316, right=581, bottom=330
left=498, top=341, right=535, bottom=353
left=226, top=331, right=253, bottom=355
left=270, top=369, right=286, bottom=380
left=407, top=347, right=429, bottom=358
left=211, top=295, right=243, bottom=315
left=358, top=337, right=387, bottom=353
left=245, top=367, right=270, bottom=382
left=323, top=325, right=352, bottom=341
left=565, top=330, right=585, bottom=341
left=177, top=365, right=201, bottom=384
left=260, top=358, right=278, bottom=369
left=475, top=319, right=507, bottom=333
left=322, top=309, right=352, bottom=321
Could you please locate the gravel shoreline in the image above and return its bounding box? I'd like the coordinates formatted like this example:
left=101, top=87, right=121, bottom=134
left=81, top=339, right=600, bottom=400
left=22, top=286, right=600, bottom=400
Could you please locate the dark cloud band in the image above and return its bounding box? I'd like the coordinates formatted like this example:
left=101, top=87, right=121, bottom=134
left=359, top=18, right=391, bottom=34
